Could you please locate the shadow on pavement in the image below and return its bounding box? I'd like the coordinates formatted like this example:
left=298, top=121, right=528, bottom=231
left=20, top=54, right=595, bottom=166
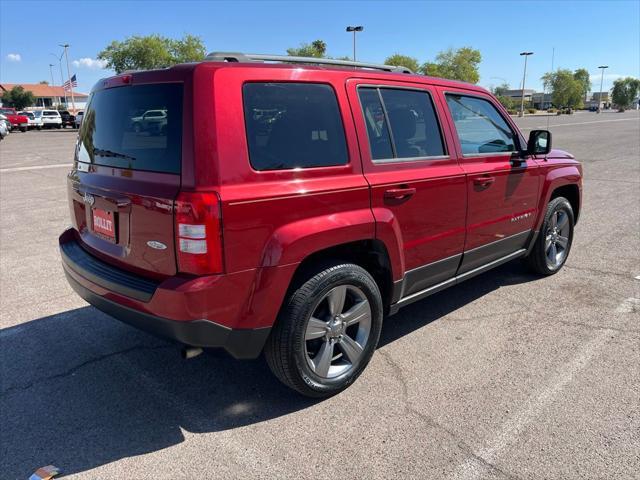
left=0, top=261, right=538, bottom=478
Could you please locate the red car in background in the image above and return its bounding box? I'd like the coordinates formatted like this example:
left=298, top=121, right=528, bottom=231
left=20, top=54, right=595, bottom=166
left=0, top=107, right=29, bottom=132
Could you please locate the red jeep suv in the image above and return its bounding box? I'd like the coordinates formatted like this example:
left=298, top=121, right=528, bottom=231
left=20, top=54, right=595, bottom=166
left=60, top=53, right=582, bottom=397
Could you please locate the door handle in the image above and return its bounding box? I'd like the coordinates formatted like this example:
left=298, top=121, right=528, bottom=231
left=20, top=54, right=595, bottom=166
left=473, top=176, right=495, bottom=188
left=384, top=187, right=416, bottom=200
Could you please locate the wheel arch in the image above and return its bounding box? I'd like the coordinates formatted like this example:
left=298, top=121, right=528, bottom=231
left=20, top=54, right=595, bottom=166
left=550, top=184, right=580, bottom=224
left=287, top=239, right=395, bottom=314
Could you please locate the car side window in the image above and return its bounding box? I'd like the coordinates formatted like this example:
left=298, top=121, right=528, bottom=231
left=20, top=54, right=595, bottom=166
left=357, top=86, right=446, bottom=162
left=445, top=94, right=516, bottom=155
left=357, top=88, right=394, bottom=160
left=243, top=82, right=348, bottom=171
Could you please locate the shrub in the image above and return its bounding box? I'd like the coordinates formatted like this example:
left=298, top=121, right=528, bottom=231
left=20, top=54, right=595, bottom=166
left=548, top=107, right=557, bottom=113
left=527, top=108, right=536, bottom=114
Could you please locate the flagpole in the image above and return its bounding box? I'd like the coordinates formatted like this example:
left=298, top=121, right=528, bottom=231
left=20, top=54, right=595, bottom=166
left=60, top=43, right=76, bottom=113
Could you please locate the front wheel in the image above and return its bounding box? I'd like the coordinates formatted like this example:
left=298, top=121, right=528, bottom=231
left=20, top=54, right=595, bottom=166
left=265, top=263, right=383, bottom=397
left=525, top=196, right=575, bottom=275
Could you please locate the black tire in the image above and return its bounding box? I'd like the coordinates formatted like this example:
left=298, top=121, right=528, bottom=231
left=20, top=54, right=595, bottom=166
left=525, top=196, right=574, bottom=275
left=19, top=127, right=27, bottom=132
left=265, top=263, right=383, bottom=398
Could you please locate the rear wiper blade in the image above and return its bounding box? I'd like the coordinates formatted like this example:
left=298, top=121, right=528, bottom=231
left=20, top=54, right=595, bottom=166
left=93, top=148, right=136, bottom=161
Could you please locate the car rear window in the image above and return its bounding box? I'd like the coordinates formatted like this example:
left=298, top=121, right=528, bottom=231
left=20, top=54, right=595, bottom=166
left=243, top=82, right=348, bottom=170
left=77, top=83, right=183, bottom=174
left=43, top=111, right=59, bottom=116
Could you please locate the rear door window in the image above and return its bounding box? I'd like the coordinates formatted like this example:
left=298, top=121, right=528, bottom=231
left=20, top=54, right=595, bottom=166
left=357, top=87, right=446, bottom=161
left=243, top=82, right=348, bottom=170
left=445, top=94, right=516, bottom=155
left=357, top=88, right=394, bottom=160
left=77, top=83, right=183, bottom=174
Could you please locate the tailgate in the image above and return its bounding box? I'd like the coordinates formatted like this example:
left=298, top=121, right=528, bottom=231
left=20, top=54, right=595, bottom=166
left=69, top=81, right=184, bottom=277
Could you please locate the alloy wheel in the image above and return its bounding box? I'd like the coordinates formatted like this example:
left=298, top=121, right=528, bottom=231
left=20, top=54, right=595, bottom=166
left=544, top=209, right=571, bottom=269
left=304, top=285, right=372, bottom=379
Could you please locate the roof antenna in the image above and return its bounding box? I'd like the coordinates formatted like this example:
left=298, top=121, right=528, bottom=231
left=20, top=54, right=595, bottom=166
left=547, top=47, right=555, bottom=131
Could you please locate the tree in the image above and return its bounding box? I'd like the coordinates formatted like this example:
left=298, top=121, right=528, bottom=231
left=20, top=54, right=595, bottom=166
left=384, top=54, right=419, bottom=72
left=573, top=68, right=591, bottom=102
left=542, top=69, right=583, bottom=109
left=496, top=95, right=515, bottom=110
left=39, top=80, right=49, bottom=85
left=1, top=86, right=36, bottom=110
left=611, top=77, right=640, bottom=111
left=287, top=40, right=327, bottom=58
left=492, top=82, right=511, bottom=96
left=420, top=47, right=482, bottom=84
left=98, top=34, right=206, bottom=73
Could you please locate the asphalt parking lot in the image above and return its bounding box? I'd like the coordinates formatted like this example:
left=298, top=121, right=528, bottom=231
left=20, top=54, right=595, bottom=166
left=1, top=111, right=639, bottom=479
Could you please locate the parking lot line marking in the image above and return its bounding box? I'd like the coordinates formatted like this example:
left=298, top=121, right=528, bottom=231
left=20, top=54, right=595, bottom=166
left=450, top=329, right=612, bottom=480
left=535, top=117, right=639, bottom=129
left=0, top=163, right=72, bottom=173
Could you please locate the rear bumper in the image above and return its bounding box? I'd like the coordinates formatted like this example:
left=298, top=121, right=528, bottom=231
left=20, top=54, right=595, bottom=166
left=59, top=231, right=271, bottom=359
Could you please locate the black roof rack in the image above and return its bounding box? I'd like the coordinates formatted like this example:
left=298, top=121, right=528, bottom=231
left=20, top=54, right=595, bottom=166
left=205, top=52, right=414, bottom=74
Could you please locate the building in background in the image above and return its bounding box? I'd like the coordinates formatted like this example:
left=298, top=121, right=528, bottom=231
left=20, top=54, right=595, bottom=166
left=531, top=92, right=553, bottom=110
left=0, top=83, right=89, bottom=110
left=499, top=89, right=535, bottom=104
left=585, top=92, right=611, bottom=110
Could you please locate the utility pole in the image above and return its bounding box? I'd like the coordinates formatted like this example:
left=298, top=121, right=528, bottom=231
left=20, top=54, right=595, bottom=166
left=519, top=51, right=533, bottom=117
left=597, top=65, right=608, bottom=113
left=345, top=26, right=363, bottom=61
left=60, top=43, right=76, bottom=113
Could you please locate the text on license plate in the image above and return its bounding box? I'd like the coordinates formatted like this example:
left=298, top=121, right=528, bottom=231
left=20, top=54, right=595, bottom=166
left=92, top=208, right=116, bottom=240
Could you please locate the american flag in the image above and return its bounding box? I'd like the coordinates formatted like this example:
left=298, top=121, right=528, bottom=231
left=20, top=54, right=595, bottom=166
left=63, top=74, right=77, bottom=91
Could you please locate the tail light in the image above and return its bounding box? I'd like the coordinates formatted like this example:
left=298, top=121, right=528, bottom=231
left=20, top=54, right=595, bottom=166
left=174, top=191, right=223, bottom=274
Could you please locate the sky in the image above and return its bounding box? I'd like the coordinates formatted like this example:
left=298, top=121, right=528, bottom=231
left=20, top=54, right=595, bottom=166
left=1, top=0, right=638, bottom=95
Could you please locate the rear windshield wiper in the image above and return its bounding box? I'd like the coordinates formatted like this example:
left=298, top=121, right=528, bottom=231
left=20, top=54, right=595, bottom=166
left=93, top=148, right=136, bottom=162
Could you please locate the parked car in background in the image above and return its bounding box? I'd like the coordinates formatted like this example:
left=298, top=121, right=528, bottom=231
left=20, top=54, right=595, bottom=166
left=0, top=115, right=8, bottom=140
left=0, top=107, right=28, bottom=132
left=130, top=109, right=167, bottom=134
left=18, top=111, right=42, bottom=130
left=0, top=113, right=12, bottom=133
left=59, top=110, right=76, bottom=128
left=60, top=54, right=582, bottom=397
left=36, top=110, right=62, bottom=129
left=75, top=111, right=84, bottom=128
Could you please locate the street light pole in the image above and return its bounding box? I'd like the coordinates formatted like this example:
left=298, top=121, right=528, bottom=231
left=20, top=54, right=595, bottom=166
left=519, top=51, right=533, bottom=117
left=60, top=43, right=76, bottom=113
left=51, top=52, right=67, bottom=106
left=48, top=64, right=55, bottom=86
left=345, top=26, right=363, bottom=61
left=597, top=65, right=608, bottom=113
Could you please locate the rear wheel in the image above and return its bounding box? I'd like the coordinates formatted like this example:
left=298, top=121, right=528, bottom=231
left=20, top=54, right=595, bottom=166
left=265, top=263, right=383, bottom=397
left=19, top=127, right=27, bottom=132
left=526, top=196, right=574, bottom=275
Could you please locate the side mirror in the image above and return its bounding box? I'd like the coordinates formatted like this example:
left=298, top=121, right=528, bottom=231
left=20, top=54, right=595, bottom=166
left=527, top=129, right=552, bottom=155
